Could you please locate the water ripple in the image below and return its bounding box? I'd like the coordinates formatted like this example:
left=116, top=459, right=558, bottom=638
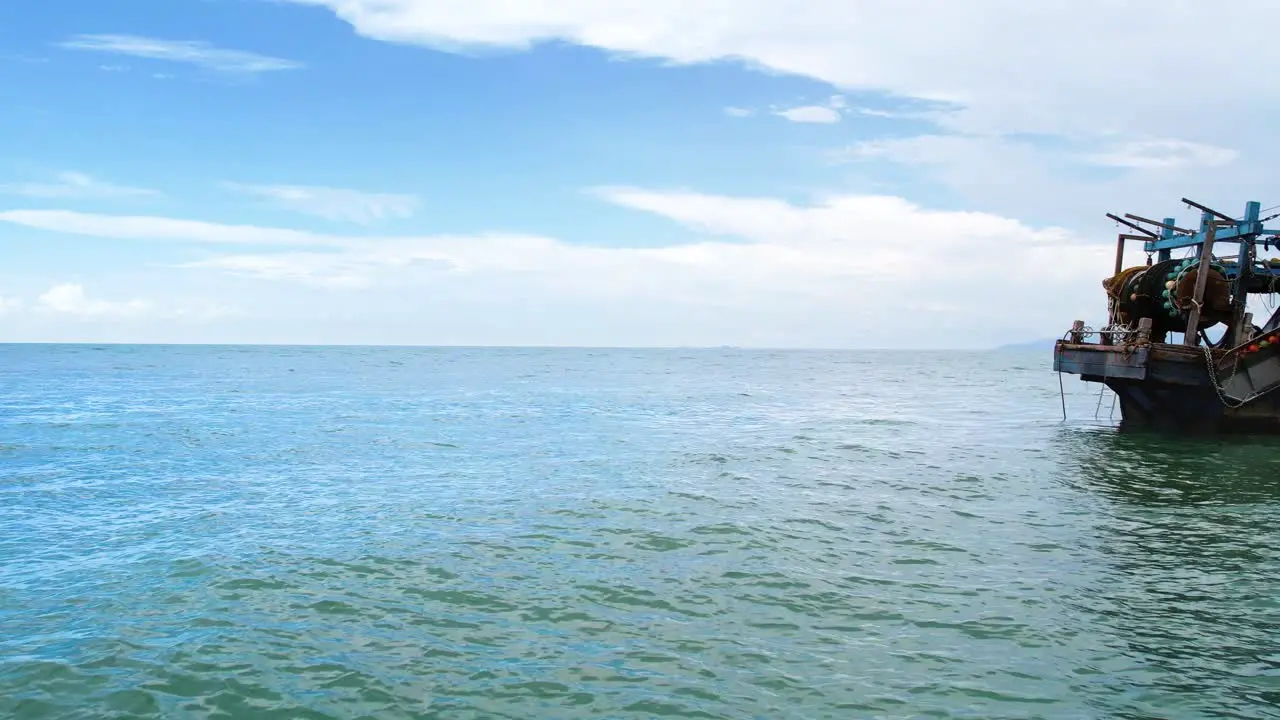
left=1, top=346, right=1278, bottom=718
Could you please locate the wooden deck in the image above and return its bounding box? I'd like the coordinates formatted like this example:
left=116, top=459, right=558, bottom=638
left=1053, top=340, right=1219, bottom=386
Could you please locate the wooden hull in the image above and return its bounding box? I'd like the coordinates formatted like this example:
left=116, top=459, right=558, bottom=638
left=1054, top=340, right=1280, bottom=435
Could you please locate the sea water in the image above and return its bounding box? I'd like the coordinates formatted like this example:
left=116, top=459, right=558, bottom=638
left=1, top=345, right=1278, bottom=719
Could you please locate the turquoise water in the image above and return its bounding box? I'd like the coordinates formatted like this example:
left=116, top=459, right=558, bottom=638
left=1, top=345, right=1278, bottom=719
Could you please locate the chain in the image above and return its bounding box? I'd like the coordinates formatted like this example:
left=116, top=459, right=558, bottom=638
left=1201, top=344, right=1280, bottom=408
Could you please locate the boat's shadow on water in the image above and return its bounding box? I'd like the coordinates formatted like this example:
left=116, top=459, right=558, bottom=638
left=1050, top=425, right=1280, bottom=506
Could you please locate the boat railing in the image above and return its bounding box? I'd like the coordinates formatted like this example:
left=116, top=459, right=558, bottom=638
left=1059, top=320, right=1151, bottom=347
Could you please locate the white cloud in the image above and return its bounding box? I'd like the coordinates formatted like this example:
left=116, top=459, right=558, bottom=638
left=0, top=210, right=345, bottom=247
left=0, top=296, right=21, bottom=316
left=183, top=252, right=378, bottom=289
left=276, top=0, right=1280, bottom=237
left=774, top=105, right=840, bottom=124
left=0, top=172, right=160, bottom=200
left=0, top=190, right=1112, bottom=347
left=835, top=133, right=1269, bottom=237
left=1084, top=139, right=1239, bottom=170
left=59, top=35, right=303, bottom=74
left=843, top=134, right=997, bottom=166
left=224, top=183, right=420, bottom=224
left=747, top=95, right=846, bottom=124
left=26, top=283, right=235, bottom=322
left=279, top=0, right=1280, bottom=139
left=740, top=95, right=903, bottom=124
left=37, top=284, right=152, bottom=319
left=267, top=0, right=1280, bottom=235
left=183, top=250, right=465, bottom=289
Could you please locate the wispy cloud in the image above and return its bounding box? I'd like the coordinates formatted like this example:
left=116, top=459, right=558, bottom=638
left=774, top=105, right=841, bottom=123
left=0, top=209, right=342, bottom=246
left=0, top=172, right=160, bottom=200
left=58, top=34, right=303, bottom=74
left=0, top=191, right=1110, bottom=347
left=1083, top=139, right=1238, bottom=170
left=730, top=95, right=933, bottom=124
left=29, top=283, right=235, bottom=321
left=768, top=95, right=847, bottom=124
left=37, top=284, right=152, bottom=319
left=224, top=183, right=420, bottom=224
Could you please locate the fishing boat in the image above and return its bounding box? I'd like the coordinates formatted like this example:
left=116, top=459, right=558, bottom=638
left=1053, top=198, right=1280, bottom=434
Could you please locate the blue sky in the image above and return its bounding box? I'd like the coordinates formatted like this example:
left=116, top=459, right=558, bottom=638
left=1, top=0, right=1277, bottom=347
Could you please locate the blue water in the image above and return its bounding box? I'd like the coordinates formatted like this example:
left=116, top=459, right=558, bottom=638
left=2, top=345, right=1278, bottom=719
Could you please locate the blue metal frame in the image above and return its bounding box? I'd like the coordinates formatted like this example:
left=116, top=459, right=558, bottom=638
left=1157, top=218, right=1173, bottom=262
left=1144, top=201, right=1275, bottom=253
left=1108, top=200, right=1280, bottom=346
left=1218, top=262, right=1280, bottom=280
left=1129, top=202, right=1280, bottom=312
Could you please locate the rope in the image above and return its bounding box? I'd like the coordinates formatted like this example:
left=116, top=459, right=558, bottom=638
left=1104, top=266, right=1147, bottom=300
left=1059, top=370, right=1067, bottom=422
left=1056, top=323, right=1133, bottom=424
left=1234, top=203, right=1280, bottom=220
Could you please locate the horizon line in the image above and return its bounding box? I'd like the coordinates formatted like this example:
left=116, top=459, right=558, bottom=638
left=0, top=340, right=1048, bottom=352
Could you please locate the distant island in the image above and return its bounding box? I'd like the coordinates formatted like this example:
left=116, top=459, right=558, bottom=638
left=994, top=320, right=1111, bottom=351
